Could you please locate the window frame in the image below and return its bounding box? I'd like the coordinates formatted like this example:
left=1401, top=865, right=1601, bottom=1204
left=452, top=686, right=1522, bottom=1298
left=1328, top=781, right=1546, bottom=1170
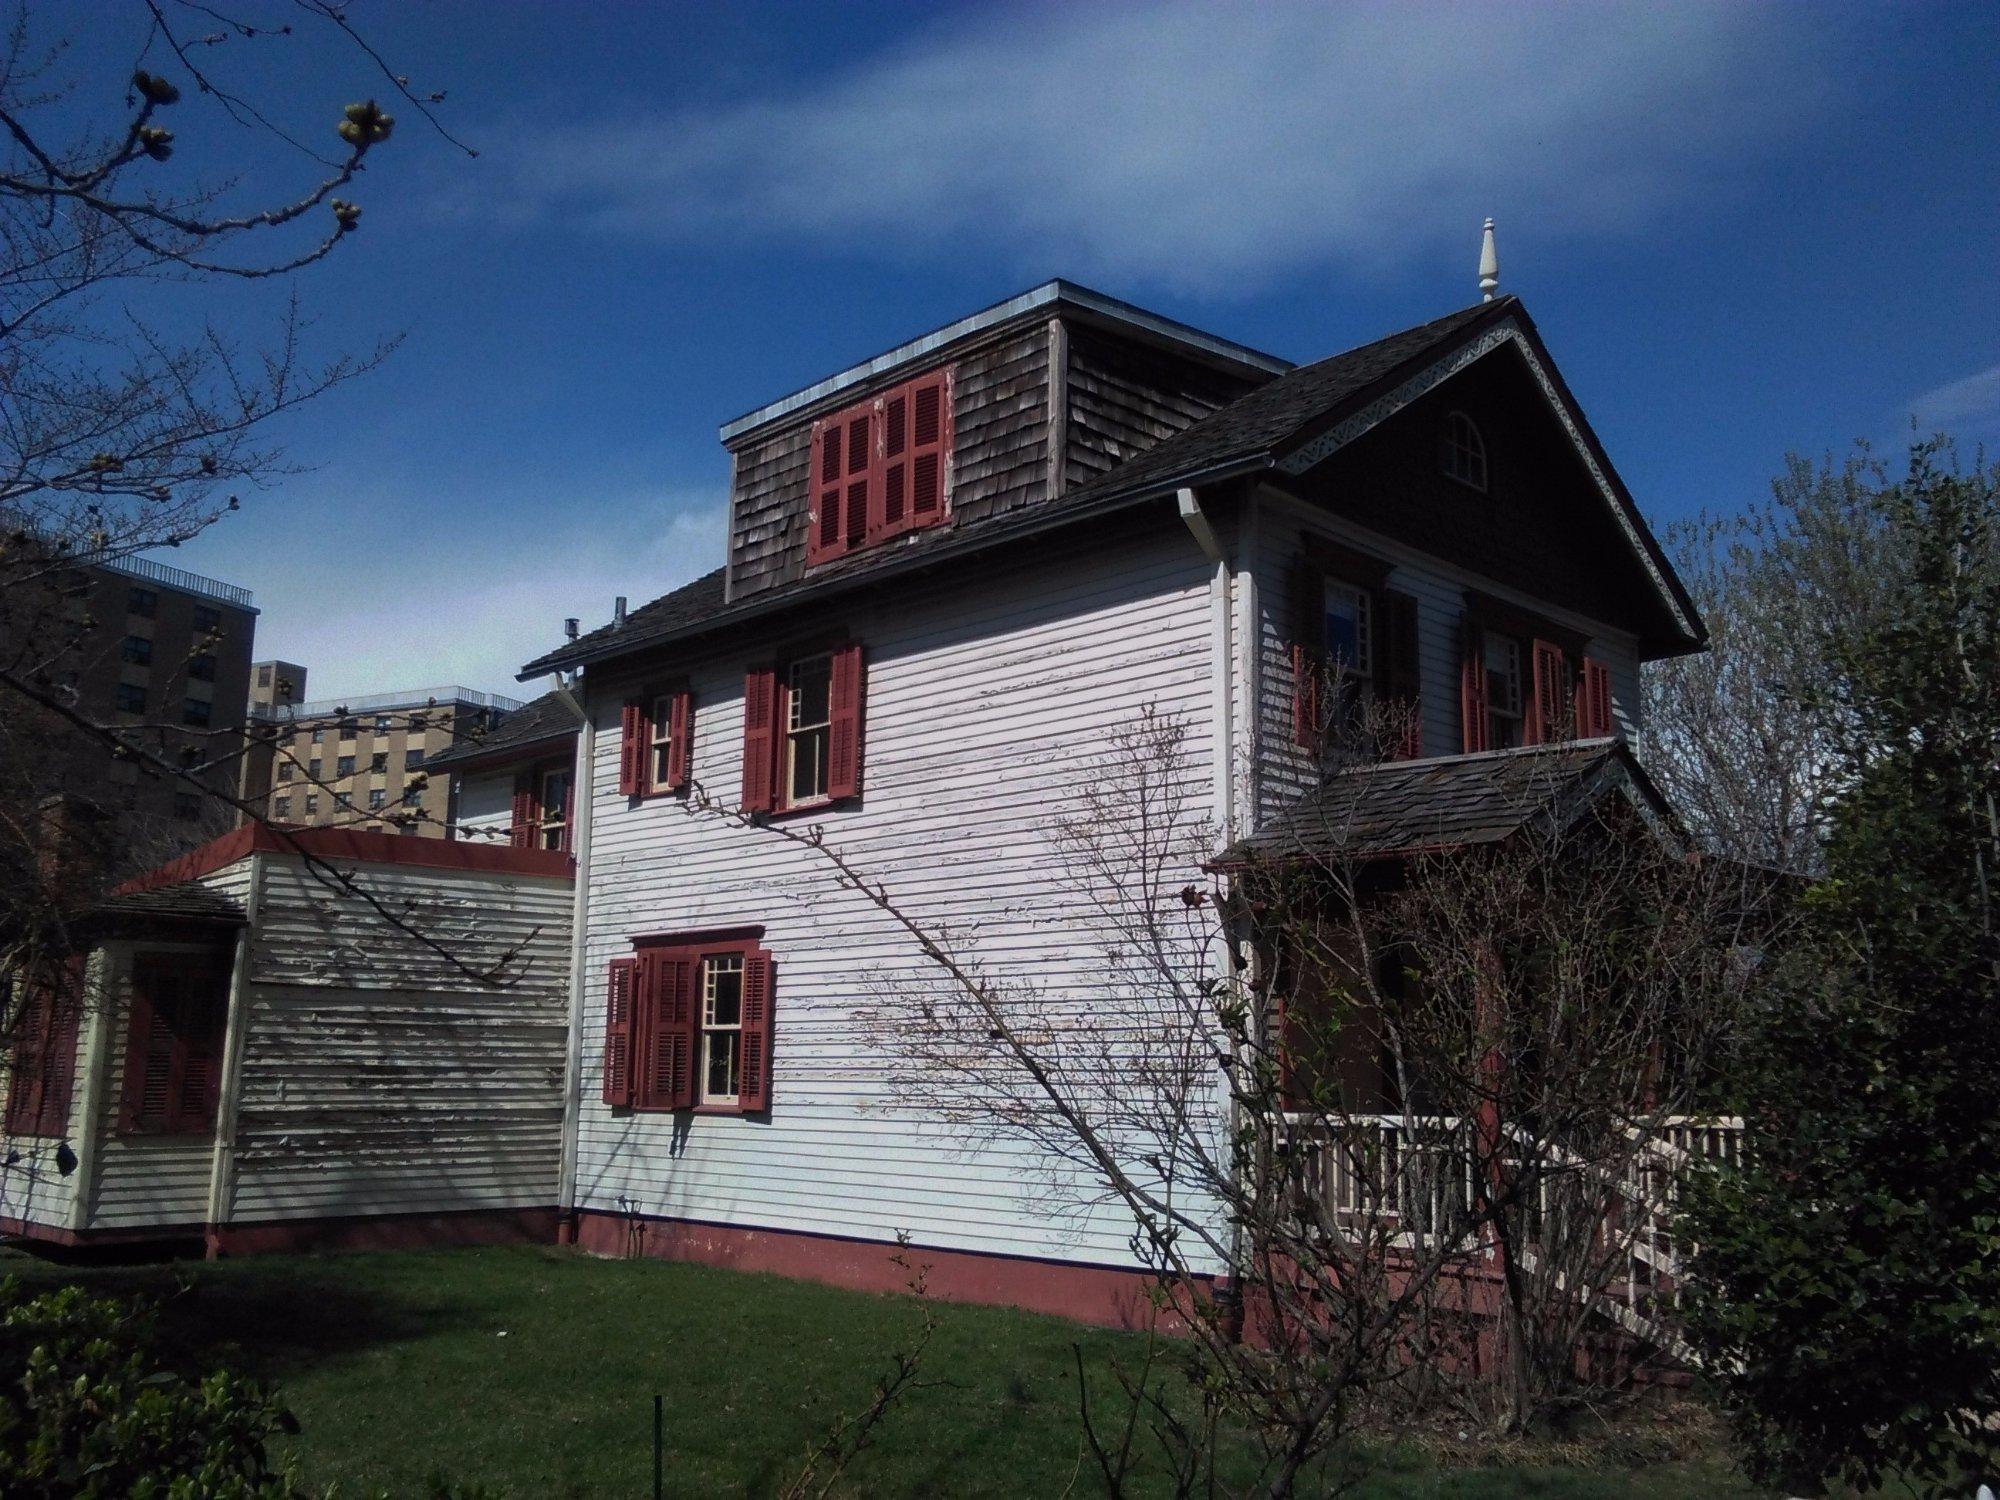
left=119, top=950, right=230, bottom=1136
left=781, top=650, right=834, bottom=812
left=611, top=928, right=774, bottom=1117
left=3, top=966, right=81, bottom=1139
left=115, top=683, right=147, bottom=714
left=536, top=763, right=571, bottom=851
left=1442, top=410, right=1488, bottom=492
left=126, top=586, right=158, bottom=618
left=120, top=635, right=153, bottom=665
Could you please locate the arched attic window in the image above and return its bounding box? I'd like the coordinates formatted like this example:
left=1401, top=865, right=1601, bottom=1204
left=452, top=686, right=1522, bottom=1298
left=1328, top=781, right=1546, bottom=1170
left=1441, top=410, right=1487, bottom=492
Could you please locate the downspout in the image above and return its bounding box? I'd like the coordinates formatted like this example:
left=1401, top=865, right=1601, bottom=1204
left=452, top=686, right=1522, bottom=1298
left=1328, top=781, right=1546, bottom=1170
left=1177, top=486, right=1247, bottom=1333
left=552, top=675, right=593, bottom=1244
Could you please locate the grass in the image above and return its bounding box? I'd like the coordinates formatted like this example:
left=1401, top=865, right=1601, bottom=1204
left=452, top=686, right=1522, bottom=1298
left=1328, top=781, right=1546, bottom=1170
left=6, top=1244, right=1764, bottom=1498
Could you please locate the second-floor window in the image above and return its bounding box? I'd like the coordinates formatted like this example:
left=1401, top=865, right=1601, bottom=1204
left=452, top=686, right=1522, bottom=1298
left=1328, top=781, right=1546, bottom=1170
left=537, top=766, right=570, bottom=850
left=1290, top=545, right=1421, bottom=761
left=1458, top=602, right=1618, bottom=753
left=805, top=367, right=953, bottom=566
left=619, top=689, right=692, bottom=799
left=741, top=643, right=865, bottom=815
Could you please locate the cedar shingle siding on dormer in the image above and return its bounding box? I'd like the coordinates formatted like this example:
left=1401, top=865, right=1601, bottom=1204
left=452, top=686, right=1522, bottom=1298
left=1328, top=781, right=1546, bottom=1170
left=724, top=316, right=1268, bottom=601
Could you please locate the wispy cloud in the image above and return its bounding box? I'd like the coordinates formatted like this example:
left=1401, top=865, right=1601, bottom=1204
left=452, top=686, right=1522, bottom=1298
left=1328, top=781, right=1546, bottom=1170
left=1907, top=362, right=2000, bottom=438
left=463, top=1, right=1835, bottom=289
left=168, top=487, right=726, bottom=700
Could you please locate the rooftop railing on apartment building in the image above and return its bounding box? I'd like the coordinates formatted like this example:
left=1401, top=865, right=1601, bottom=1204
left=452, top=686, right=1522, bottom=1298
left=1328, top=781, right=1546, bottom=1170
left=99, top=553, right=255, bottom=609
left=250, top=685, right=527, bottom=721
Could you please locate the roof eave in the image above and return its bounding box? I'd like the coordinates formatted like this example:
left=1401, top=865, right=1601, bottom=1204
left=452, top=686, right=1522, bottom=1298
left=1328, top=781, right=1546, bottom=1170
left=517, top=451, right=1272, bottom=681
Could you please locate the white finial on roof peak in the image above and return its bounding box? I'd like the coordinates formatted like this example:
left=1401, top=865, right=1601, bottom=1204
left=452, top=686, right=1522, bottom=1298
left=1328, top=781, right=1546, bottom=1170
left=1478, top=217, right=1499, bottom=302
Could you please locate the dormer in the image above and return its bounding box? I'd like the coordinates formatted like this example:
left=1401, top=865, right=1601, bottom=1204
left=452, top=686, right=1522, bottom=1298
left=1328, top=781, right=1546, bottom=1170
left=719, top=281, right=1289, bottom=602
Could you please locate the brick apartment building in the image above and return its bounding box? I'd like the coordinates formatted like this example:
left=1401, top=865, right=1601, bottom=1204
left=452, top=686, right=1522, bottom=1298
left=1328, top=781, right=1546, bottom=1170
left=244, top=683, right=524, bottom=837
left=13, top=554, right=259, bottom=854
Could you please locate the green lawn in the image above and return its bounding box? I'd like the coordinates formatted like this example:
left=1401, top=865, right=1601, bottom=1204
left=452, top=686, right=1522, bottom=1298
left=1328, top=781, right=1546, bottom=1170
left=8, top=1245, right=1763, bottom=1498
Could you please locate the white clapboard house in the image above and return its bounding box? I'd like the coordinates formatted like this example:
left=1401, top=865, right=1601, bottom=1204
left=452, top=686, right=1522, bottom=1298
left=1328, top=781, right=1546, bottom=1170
left=0, top=825, right=573, bottom=1252
left=512, top=277, right=1704, bottom=1323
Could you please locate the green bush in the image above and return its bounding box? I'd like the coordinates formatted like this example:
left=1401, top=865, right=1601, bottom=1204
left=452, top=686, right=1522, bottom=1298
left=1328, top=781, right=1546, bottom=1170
left=0, top=1277, right=305, bottom=1498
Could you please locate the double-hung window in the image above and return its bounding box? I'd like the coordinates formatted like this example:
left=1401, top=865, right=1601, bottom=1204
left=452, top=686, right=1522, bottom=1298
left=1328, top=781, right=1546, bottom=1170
left=741, top=642, right=865, bottom=815
left=603, top=933, right=774, bottom=1114
left=537, top=766, right=571, bottom=850
left=618, top=688, right=692, bottom=799
left=1290, top=544, right=1421, bottom=761
left=4, top=969, right=79, bottom=1138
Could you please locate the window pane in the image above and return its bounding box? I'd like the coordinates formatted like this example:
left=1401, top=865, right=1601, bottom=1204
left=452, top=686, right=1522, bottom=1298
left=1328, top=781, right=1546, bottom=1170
left=789, top=656, right=831, bottom=730
left=704, top=1030, right=740, bottom=1101
left=704, top=956, right=743, bottom=1027
left=1323, top=582, right=1371, bottom=675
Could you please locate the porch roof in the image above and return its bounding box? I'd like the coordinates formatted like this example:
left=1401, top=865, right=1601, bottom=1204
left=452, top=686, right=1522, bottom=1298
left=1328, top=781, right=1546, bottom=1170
left=1215, top=739, right=1675, bottom=866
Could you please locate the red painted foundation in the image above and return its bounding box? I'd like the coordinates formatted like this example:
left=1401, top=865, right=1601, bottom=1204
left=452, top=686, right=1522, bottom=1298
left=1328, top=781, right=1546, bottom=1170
left=569, top=1208, right=1198, bottom=1331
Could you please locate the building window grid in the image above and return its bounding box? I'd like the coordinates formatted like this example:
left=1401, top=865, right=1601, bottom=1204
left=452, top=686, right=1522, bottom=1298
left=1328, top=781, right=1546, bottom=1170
left=1484, top=633, right=1524, bottom=748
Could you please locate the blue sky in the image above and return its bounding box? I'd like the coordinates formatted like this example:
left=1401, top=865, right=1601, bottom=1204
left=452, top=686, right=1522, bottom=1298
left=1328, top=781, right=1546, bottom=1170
left=57, top=1, right=2000, bottom=698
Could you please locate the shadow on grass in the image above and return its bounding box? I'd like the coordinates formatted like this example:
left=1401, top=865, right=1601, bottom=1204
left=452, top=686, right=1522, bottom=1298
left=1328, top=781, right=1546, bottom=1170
left=0, top=1246, right=469, bottom=1387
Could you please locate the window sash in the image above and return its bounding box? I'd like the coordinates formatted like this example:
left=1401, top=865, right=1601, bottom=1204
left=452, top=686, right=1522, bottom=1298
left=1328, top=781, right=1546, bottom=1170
left=700, top=953, right=745, bottom=1105
left=783, top=655, right=833, bottom=807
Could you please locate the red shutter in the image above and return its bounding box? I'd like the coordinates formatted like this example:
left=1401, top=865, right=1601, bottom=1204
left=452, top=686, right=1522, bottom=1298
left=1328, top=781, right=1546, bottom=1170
left=641, top=953, right=697, bottom=1111
left=509, top=774, right=536, bottom=848
left=906, top=369, right=951, bottom=530
left=1460, top=618, right=1490, bottom=754
left=1576, top=657, right=1615, bottom=738
left=1378, top=590, right=1423, bottom=760
left=741, top=667, right=778, bottom=814
left=178, top=996, right=223, bottom=1128
left=843, top=409, right=871, bottom=551
left=664, top=689, right=692, bottom=793
left=808, top=419, right=846, bottom=566
left=877, top=388, right=909, bottom=540
left=827, top=642, right=865, bottom=801
left=1527, top=639, right=1571, bottom=745
left=739, top=949, right=774, bottom=1112
left=618, top=697, right=645, bottom=796
left=120, top=970, right=174, bottom=1131
left=601, top=958, right=637, bottom=1106
left=4, top=979, right=73, bottom=1138
left=1291, top=556, right=1323, bottom=751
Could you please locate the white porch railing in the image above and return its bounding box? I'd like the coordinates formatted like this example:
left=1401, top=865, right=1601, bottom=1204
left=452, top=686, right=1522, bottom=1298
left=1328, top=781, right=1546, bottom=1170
left=1276, top=1112, right=1747, bottom=1357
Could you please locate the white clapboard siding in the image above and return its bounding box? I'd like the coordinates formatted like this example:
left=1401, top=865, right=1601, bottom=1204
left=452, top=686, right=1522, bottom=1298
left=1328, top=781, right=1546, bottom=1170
left=223, top=855, right=570, bottom=1225
left=453, top=767, right=517, bottom=843
left=1252, top=494, right=1647, bottom=822
left=576, top=525, right=1229, bottom=1271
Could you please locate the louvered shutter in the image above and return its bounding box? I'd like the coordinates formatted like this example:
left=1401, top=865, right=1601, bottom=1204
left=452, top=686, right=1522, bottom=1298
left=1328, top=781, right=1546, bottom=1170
left=906, top=370, right=951, bottom=530
left=1460, top=617, right=1490, bottom=754
left=739, top=949, right=774, bottom=1112
left=121, top=969, right=176, bottom=1131
left=878, top=388, right=909, bottom=540
left=1290, top=555, right=1323, bottom=751
left=509, top=774, right=536, bottom=848
left=809, top=419, right=845, bottom=566
left=827, top=642, right=866, bottom=801
left=1576, top=657, right=1614, bottom=738
left=1378, top=590, right=1423, bottom=760
left=618, top=697, right=645, bottom=796
left=5, top=984, right=51, bottom=1136
left=741, top=667, right=778, bottom=813
left=642, top=953, right=697, bottom=1111
left=601, top=958, right=637, bottom=1106
left=1527, top=639, right=1571, bottom=745
left=177, top=989, right=223, bottom=1129
left=843, top=409, right=871, bottom=551
left=664, top=689, right=692, bottom=793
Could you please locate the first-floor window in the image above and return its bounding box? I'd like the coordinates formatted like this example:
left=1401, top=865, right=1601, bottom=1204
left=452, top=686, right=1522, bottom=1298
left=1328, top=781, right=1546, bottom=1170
left=700, top=953, right=744, bottom=1105
left=784, top=654, right=832, bottom=806
left=4, top=969, right=79, bottom=1138
left=121, top=951, right=229, bottom=1134
left=603, top=936, right=773, bottom=1115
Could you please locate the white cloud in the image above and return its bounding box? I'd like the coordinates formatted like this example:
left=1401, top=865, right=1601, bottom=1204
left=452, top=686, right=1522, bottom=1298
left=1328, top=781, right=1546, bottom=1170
left=164, top=487, right=726, bottom=703
left=1908, top=363, right=2000, bottom=437
left=468, top=1, right=1835, bottom=288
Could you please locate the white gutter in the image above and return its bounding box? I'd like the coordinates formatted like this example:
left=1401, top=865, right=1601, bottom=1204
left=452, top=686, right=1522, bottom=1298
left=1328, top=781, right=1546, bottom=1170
left=551, top=676, right=593, bottom=1240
